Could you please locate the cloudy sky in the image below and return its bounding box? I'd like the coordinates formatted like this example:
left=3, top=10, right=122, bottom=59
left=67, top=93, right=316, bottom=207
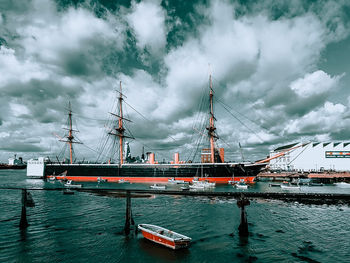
left=0, top=0, right=350, bottom=163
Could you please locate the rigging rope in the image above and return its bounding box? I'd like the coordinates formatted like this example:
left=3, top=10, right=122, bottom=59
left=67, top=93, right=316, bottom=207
left=123, top=100, right=178, bottom=142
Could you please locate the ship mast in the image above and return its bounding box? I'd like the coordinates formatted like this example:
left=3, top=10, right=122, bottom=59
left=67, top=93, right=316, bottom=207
left=108, top=81, right=134, bottom=165
left=68, top=102, right=74, bottom=164
left=207, top=75, right=217, bottom=163
left=59, top=102, right=82, bottom=164
left=118, top=81, right=124, bottom=165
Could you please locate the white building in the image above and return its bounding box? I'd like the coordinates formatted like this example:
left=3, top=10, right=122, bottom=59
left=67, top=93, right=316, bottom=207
left=269, top=142, right=350, bottom=172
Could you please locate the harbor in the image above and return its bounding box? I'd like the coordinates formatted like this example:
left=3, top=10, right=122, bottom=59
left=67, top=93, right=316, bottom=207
left=1, top=170, right=350, bottom=262
left=2, top=0, right=350, bottom=262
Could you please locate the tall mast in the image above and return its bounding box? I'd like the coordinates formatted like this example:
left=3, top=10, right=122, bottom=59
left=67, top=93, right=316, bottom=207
left=207, top=74, right=216, bottom=163
left=118, top=81, right=124, bottom=165
left=58, top=101, right=82, bottom=164
left=108, top=82, right=134, bottom=164
left=68, top=102, right=74, bottom=164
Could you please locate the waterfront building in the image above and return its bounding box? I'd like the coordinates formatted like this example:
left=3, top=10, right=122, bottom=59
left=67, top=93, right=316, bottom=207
left=269, top=142, right=350, bottom=172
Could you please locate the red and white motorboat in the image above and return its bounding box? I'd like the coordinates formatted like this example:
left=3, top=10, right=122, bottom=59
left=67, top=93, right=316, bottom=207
left=138, top=224, right=191, bottom=250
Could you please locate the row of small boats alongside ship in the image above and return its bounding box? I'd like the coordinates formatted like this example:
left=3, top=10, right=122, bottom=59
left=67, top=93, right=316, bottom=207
left=48, top=176, right=252, bottom=190
left=150, top=178, right=216, bottom=190
left=151, top=178, right=251, bottom=190
left=48, top=174, right=350, bottom=190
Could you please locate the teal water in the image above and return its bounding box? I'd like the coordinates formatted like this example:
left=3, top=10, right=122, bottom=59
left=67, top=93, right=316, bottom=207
left=0, top=170, right=349, bottom=262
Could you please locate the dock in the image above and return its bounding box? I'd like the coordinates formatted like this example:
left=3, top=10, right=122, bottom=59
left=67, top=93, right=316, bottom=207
left=258, top=172, right=350, bottom=183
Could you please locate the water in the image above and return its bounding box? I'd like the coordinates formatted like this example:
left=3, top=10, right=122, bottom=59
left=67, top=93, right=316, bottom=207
left=1, top=170, right=349, bottom=262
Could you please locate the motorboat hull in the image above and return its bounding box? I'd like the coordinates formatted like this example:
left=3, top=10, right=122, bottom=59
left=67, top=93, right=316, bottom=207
left=138, top=224, right=191, bottom=250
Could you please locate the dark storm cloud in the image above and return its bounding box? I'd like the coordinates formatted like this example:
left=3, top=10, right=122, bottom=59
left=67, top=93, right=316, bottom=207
left=0, top=143, right=47, bottom=152
left=284, top=93, right=329, bottom=117
left=61, top=50, right=97, bottom=76
left=2, top=78, right=84, bottom=123
left=330, top=128, right=350, bottom=141
left=5, top=79, right=82, bottom=100
left=163, top=1, right=211, bottom=49
left=124, top=116, right=193, bottom=143
left=0, top=0, right=31, bottom=13
left=264, top=87, right=297, bottom=108
left=0, top=37, right=7, bottom=46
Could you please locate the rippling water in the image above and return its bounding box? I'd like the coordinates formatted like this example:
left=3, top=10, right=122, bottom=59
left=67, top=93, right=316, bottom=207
left=1, top=170, right=349, bottom=262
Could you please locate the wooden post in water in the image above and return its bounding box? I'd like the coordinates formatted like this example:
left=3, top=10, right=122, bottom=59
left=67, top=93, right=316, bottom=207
left=237, top=196, right=250, bottom=236
left=124, top=190, right=132, bottom=235
left=19, top=189, right=28, bottom=229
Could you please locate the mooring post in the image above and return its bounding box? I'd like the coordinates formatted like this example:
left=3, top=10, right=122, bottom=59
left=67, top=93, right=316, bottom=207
left=237, top=195, right=250, bottom=236
left=124, top=190, right=131, bottom=235
left=19, top=189, right=28, bottom=229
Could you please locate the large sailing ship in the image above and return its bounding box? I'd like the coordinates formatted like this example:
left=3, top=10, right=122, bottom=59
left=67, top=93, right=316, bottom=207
left=27, top=76, right=266, bottom=183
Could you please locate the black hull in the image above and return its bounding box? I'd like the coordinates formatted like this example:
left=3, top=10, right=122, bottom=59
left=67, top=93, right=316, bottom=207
left=45, top=163, right=265, bottom=183
left=0, top=165, right=27, bottom=170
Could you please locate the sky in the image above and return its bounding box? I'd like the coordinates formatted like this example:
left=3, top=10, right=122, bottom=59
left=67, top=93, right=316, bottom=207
left=0, top=0, right=350, bottom=163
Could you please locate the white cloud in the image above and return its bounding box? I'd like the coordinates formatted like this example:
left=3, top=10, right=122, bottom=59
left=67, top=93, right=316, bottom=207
left=127, top=0, right=167, bottom=56
left=119, top=70, right=162, bottom=117
left=290, top=70, right=343, bottom=97
left=245, top=131, right=278, bottom=145
left=0, top=132, right=9, bottom=138
left=0, top=46, right=49, bottom=87
left=155, top=1, right=327, bottom=121
left=323, top=101, right=346, bottom=114
left=22, top=9, right=117, bottom=62
left=18, top=5, right=123, bottom=64
left=255, top=14, right=324, bottom=78
left=314, top=134, right=331, bottom=142
left=10, top=103, right=30, bottom=116
left=284, top=101, right=347, bottom=134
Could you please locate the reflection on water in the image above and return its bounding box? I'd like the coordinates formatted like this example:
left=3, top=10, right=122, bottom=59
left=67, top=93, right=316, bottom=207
left=0, top=170, right=349, bottom=262
left=139, top=238, right=190, bottom=261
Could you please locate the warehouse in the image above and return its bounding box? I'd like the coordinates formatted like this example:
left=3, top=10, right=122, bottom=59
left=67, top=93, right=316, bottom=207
left=269, top=142, right=350, bottom=172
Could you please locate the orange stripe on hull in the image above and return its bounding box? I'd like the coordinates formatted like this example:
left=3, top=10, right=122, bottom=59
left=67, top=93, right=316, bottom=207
left=141, top=230, right=176, bottom=249
left=50, top=176, right=255, bottom=184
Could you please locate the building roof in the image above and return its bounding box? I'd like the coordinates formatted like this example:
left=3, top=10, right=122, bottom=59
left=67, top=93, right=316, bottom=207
left=273, top=141, right=350, bottom=152
left=273, top=143, right=299, bottom=151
